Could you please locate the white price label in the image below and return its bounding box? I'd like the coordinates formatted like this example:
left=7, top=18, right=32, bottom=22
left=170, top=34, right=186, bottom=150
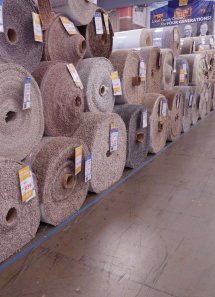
left=161, top=99, right=167, bottom=117
left=85, top=155, right=92, bottom=182
left=32, top=12, right=43, bottom=42
left=67, top=64, right=83, bottom=89
left=111, top=72, right=122, bottom=96
left=182, top=61, right=187, bottom=74
left=173, top=57, right=176, bottom=73
left=180, top=69, right=185, bottom=82
left=0, top=0, right=3, bottom=33
left=189, top=93, right=193, bottom=107
left=103, top=14, right=110, bottom=34
left=110, top=128, right=119, bottom=152
left=60, top=16, right=77, bottom=35
left=174, top=27, right=178, bottom=41
left=198, top=43, right=204, bottom=51
left=139, top=58, right=146, bottom=82
left=23, top=78, right=31, bottom=110
left=205, top=89, right=209, bottom=102
left=94, top=12, right=103, bottom=35
left=176, top=95, right=181, bottom=109
left=142, top=111, right=147, bottom=128
left=75, top=146, right=82, bottom=175
left=19, top=165, right=36, bottom=203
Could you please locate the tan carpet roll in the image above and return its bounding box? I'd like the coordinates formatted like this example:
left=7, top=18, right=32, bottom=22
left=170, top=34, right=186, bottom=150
left=143, top=94, right=168, bottom=154
left=180, top=37, right=194, bottom=55
left=205, top=50, right=215, bottom=80
left=160, top=90, right=183, bottom=141
left=199, top=82, right=212, bottom=118
left=193, top=35, right=214, bottom=51
left=207, top=79, right=215, bottom=109
left=109, top=49, right=145, bottom=104
left=190, top=86, right=200, bottom=125
left=175, top=57, right=190, bottom=86
left=160, top=49, right=175, bottom=90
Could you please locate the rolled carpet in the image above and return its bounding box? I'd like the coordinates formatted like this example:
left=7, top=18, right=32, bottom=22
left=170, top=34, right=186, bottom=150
left=199, top=82, right=212, bottom=117
left=112, top=29, right=152, bottom=50
left=78, top=7, right=114, bottom=59
left=0, top=64, right=44, bottom=161
left=24, top=137, right=89, bottom=226
left=190, top=86, right=201, bottom=125
left=109, top=49, right=146, bottom=104
left=139, top=47, right=162, bottom=94
left=50, top=0, right=96, bottom=26
left=173, top=86, right=192, bottom=132
left=207, top=79, right=215, bottom=109
left=77, top=58, right=115, bottom=112
left=0, top=158, right=40, bottom=263
left=180, top=37, right=194, bottom=55
left=205, top=50, right=215, bottom=80
left=149, top=26, right=180, bottom=57
left=0, top=0, right=43, bottom=73
left=160, top=90, right=183, bottom=141
left=113, top=104, right=150, bottom=168
left=142, top=94, right=168, bottom=154
left=193, top=35, right=214, bottom=51
left=73, top=112, right=127, bottom=194
left=32, top=61, right=84, bottom=137
left=174, top=57, right=190, bottom=86
left=160, top=49, right=175, bottom=91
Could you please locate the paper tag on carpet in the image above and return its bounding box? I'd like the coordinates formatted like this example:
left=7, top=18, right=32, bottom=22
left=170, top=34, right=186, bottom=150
left=180, top=69, right=185, bottom=82
left=67, top=64, right=83, bottom=89
left=176, top=95, right=181, bottom=109
left=0, top=0, right=3, bottom=32
left=23, top=78, right=31, bottom=110
left=19, top=165, right=36, bottom=203
left=94, top=13, right=103, bottom=34
left=173, top=57, right=176, bottom=73
left=189, top=93, right=193, bottom=107
left=142, top=111, right=147, bottom=128
left=111, top=122, right=116, bottom=130
left=60, top=16, right=78, bottom=35
left=85, top=155, right=92, bottom=182
left=139, top=59, right=146, bottom=82
left=111, top=72, right=122, bottom=96
left=174, top=27, right=178, bottom=41
left=198, top=43, right=204, bottom=51
left=110, top=128, right=118, bottom=152
left=75, top=146, right=82, bottom=175
left=103, top=14, right=110, bottom=34
left=205, top=89, right=209, bottom=102
left=210, top=37, right=214, bottom=48
left=192, top=40, right=195, bottom=53
left=90, top=0, right=97, bottom=4
left=182, top=61, right=187, bottom=74
left=32, top=13, right=43, bottom=42
left=161, top=99, right=167, bottom=117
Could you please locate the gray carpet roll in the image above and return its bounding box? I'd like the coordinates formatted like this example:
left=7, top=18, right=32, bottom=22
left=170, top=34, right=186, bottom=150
left=160, top=49, right=175, bottom=91
left=0, top=64, right=44, bottom=161
left=32, top=61, right=84, bottom=137
left=142, top=94, right=168, bottom=154
left=77, top=58, right=115, bottom=112
left=180, top=37, right=194, bottom=55
left=50, top=0, right=96, bottom=26
left=173, top=86, right=192, bottom=132
left=73, top=112, right=127, bottom=194
left=113, top=104, right=150, bottom=168
left=160, top=90, right=183, bottom=141
left=0, top=158, right=40, bottom=263
left=0, top=0, right=43, bottom=73
left=109, top=49, right=146, bottom=104
left=24, top=137, right=89, bottom=226
left=207, top=79, right=215, bottom=109
left=174, top=58, right=190, bottom=86
left=190, top=86, right=200, bottom=125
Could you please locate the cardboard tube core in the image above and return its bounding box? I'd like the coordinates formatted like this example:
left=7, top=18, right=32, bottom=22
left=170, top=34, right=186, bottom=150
left=75, top=97, right=81, bottom=109
left=106, top=151, right=112, bottom=157
left=136, top=132, right=144, bottom=143
left=5, top=111, right=16, bottom=123
left=8, top=29, right=17, bottom=43
left=132, top=76, right=141, bottom=86
left=6, top=208, right=16, bottom=223
left=62, top=174, right=74, bottom=189
left=158, top=121, right=164, bottom=132
left=84, top=0, right=90, bottom=3
left=175, top=113, right=179, bottom=121
left=80, top=40, right=87, bottom=53
left=99, top=85, right=105, bottom=96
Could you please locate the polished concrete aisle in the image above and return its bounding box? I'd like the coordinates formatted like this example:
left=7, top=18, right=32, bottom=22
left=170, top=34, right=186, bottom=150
left=1, top=112, right=215, bottom=297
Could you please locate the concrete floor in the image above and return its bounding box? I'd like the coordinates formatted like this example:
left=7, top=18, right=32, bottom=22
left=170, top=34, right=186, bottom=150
left=1, top=112, right=215, bottom=297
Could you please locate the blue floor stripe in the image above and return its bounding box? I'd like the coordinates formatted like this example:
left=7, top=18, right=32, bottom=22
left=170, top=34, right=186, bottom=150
left=0, top=110, right=214, bottom=273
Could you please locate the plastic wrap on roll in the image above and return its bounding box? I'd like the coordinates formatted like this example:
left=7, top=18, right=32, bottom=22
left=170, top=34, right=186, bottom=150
left=174, top=57, right=190, bottom=86
left=24, top=137, right=89, bottom=226
left=77, top=58, right=115, bottom=112
left=73, top=112, right=127, bottom=194
left=113, top=29, right=152, bottom=51
left=0, top=64, right=44, bottom=161
left=32, top=61, right=84, bottom=137
left=0, top=0, right=43, bottom=73
left=190, top=86, right=200, bottom=124
left=207, top=79, right=215, bottom=109
left=143, top=94, right=168, bottom=154
left=113, top=105, right=150, bottom=168
left=180, top=37, right=194, bottom=55
left=0, top=158, right=40, bottom=263
left=109, top=49, right=146, bottom=104
left=160, top=49, right=175, bottom=90
left=173, top=86, right=192, bottom=132
left=160, top=90, right=183, bottom=141
left=78, top=7, right=113, bottom=59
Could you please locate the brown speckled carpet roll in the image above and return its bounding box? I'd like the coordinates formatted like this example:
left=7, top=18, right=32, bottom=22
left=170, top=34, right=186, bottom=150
left=33, top=61, right=84, bottom=137
left=207, top=79, right=215, bottom=109
left=110, top=49, right=145, bottom=104
left=113, top=29, right=152, bottom=50
left=50, top=0, right=96, bottom=26
left=180, top=37, right=194, bottom=55
left=78, top=7, right=113, bottom=59
left=149, top=26, right=180, bottom=57
left=113, top=105, right=150, bottom=168
left=24, top=137, right=89, bottom=226
left=0, top=64, right=44, bottom=161
left=160, top=49, right=175, bottom=91
left=173, top=86, right=192, bottom=132
left=139, top=47, right=162, bottom=94
left=190, top=86, right=200, bottom=124
left=77, top=58, right=115, bottom=112
left=0, top=0, right=43, bottom=73
left=143, top=94, right=168, bottom=154
left=175, top=58, right=190, bottom=86
left=0, top=158, right=40, bottom=263
left=161, top=90, right=183, bottom=141
left=73, top=112, right=127, bottom=194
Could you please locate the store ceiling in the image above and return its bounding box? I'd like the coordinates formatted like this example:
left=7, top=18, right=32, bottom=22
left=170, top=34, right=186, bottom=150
left=97, top=0, right=173, bottom=9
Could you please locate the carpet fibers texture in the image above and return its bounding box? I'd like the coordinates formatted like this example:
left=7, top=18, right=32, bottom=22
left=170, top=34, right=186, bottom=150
left=160, top=90, right=183, bottom=141
left=160, top=49, right=175, bottom=90
left=0, top=158, right=40, bottom=263
left=32, top=62, right=84, bottom=137
left=193, top=35, right=214, bottom=51
left=199, top=82, right=212, bottom=118
left=207, top=79, right=215, bottom=109
left=175, top=57, right=190, bottom=86
left=77, top=58, right=115, bottom=112
left=109, top=49, right=146, bottom=104
left=142, top=94, right=168, bottom=154
left=73, top=112, right=127, bottom=194
left=0, top=0, right=43, bottom=73
left=180, top=37, right=194, bottom=55
left=0, top=64, right=44, bottom=161
left=190, top=86, right=201, bottom=125
left=113, top=104, right=150, bottom=168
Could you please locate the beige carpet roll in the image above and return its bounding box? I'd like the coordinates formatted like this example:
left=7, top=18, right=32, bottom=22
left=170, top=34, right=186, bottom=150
left=139, top=47, right=162, bottom=94
left=207, top=79, right=215, bottom=109
left=142, top=94, right=168, bottom=154
left=73, top=112, right=127, bottom=194
left=160, top=49, right=175, bottom=90
left=175, top=57, right=190, bottom=86
left=0, top=64, right=44, bottom=161
left=113, top=29, right=152, bottom=50
left=199, top=82, right=212, bottom=117
left=190, top=86, right=201, bottom=124
left=180, top=37, right=194, bottom=55
left=205, top=50, right=215, bottom=80
left=109, top=49, right=146, bottom=104
left=149, top=26, right=180, bottom=57
left=160, top=90, right=183, bottom=141
left=0, top=158, right=40, bottom=263
left=24, top=137, right=89, bottom=226
left=193, top=35, right=214, bottom=51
